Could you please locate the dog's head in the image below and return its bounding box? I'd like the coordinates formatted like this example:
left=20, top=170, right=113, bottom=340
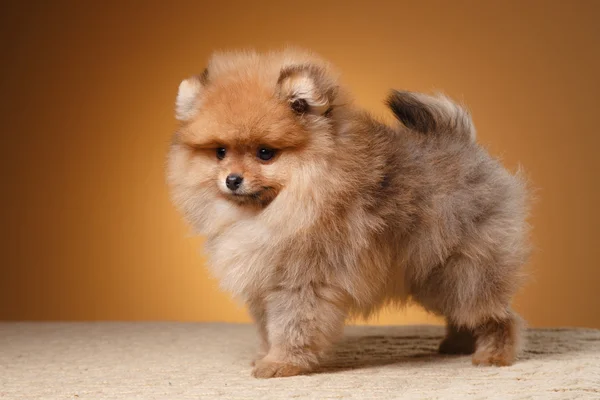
left=167, top=49, right=349, bottom=230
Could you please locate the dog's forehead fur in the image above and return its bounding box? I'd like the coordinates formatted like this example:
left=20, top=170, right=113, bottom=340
left=180, top=49, right=335, bottom=149
left=184, top=78, right=309, bottom=149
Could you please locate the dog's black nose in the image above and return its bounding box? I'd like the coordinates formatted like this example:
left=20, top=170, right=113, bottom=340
left=226, top=174, right=243, bottom=191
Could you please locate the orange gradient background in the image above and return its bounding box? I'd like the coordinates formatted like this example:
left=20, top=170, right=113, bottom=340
left=1, top=1, right=599, bottom=328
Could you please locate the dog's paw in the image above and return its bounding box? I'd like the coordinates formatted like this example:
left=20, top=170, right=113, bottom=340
left=471, top=316, right=519, bottom=367
left=251, top=359, right=305, bottom=378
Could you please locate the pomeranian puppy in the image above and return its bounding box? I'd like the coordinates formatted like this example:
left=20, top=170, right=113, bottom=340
left=166, top=48, right=531, bottom=378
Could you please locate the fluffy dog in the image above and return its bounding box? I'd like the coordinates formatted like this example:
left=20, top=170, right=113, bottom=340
left=166, top=48, right=531, bottom=378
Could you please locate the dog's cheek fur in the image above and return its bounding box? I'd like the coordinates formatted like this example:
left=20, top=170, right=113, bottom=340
left=166, top=140, right=256, bottom=237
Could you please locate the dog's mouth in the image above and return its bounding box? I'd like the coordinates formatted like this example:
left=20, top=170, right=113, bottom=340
left=224, top=187, right=278, bottom=207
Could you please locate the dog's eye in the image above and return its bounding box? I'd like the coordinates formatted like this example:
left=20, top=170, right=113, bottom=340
left=216, top=147, right=226, bottom=160
left=257, top=148, right=276, bottom=161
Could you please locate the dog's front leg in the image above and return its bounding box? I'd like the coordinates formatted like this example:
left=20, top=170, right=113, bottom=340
left=251, top=284, right=348, bottom=378
left=247, top=297, right=269, bottom=366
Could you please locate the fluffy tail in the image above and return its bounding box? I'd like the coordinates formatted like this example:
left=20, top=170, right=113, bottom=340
left=386, top=90, right=476, bottom=142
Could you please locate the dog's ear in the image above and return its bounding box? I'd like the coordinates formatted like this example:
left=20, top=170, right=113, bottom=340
left=175, top=69, right=208, bottom=122
left=277, top=64, right=338, bottom=116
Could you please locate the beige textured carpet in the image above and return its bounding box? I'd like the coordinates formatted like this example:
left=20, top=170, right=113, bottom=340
left=1, top=323, right=599, bottom=399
